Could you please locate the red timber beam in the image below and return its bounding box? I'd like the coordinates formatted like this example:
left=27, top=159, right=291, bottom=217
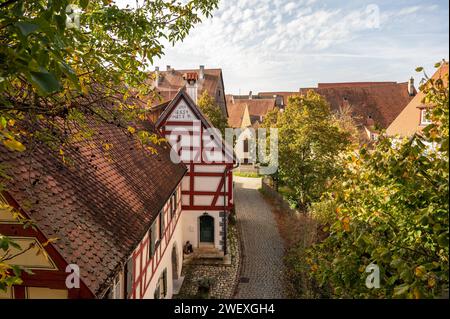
left=0, top=193, right=94, bottom=299
left=131, top=197, right=183, bottom=299
left=189, top=163, right=194, bottom=206
left=211, top=175, right=225, bottom=207
left=181, top=191, right=228, bottom=196
left=182, top=205, right=234, bottom=211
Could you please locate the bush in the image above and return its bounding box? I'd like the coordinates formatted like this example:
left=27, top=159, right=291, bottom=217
left=306, top=64, right=449, bottom=299
left=309, top=199, right=337, bottom=225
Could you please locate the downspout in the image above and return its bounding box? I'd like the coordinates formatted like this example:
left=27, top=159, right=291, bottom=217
left=223, top=160, right=239, bottom=256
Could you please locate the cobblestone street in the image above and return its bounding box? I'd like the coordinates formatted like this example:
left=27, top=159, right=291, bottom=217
left=174, top=224, right=240, bottom=299
left=234, top=177, right=285, bottom=299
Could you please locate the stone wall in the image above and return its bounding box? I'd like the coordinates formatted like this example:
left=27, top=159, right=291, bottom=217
left=261, top=176, right=300, bottom=215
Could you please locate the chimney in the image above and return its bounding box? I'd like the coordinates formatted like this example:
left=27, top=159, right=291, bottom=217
left=166, top=65, right=171, bottom=71
left=183, top=72, right=198, bottom=103
left=154, top=66, right=160, bottom=88
left=199, top=65, right=205, bottom=80
left=408, top=77, right=415, bottom=96
left=249, top=91, right=253, bottom=99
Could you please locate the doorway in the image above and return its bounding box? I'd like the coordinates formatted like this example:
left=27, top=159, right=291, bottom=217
left=199, top=214, right=214, bottom=244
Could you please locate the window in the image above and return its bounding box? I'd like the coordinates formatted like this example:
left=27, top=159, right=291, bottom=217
left=420, top=109, right=432, bottom=125
left=174, top=191, right=177, bottom=213
left=125, top=258, right=134, bottom=299
left=154, top=269, right=167, bottom=299
left=106, top=275, right=122, bottom=299
left=243, top=139, right=249, bottom=152
left=171, top=191, right=177, bottom=218
left=149, top=222, right=156, bottom=258
left=159, top=210, right=165, bottom=240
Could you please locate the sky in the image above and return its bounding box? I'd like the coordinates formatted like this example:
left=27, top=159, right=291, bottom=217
left=122, top=0, right=449, bottom=94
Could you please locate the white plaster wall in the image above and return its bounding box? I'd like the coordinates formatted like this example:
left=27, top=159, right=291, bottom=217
left=141, top=217, right=184, bottom=299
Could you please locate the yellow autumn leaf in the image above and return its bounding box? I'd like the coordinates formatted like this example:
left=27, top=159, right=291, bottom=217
left=42, top=237, right=59, bottom=247
left=428, top=276, right=436, bottom=288
left=8, top=119, right=15, bottom=127
left=3, top=139, right=26, bottom=152
left=413, top=287, right=421, bottom=299
left=414, top=266, right=426, bottom=278
left=127, top=126, right=136, bottom=134
left=342, top=216, right=350, bottom=231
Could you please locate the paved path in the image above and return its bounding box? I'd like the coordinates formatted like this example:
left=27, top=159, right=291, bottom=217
left=234, top=177, right=285, bottom=299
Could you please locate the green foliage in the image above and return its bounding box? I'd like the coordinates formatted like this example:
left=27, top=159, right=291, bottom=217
left=263, top=91, right=351, bottom=208
left=1, top=0, right=219, bottom=149
left=0, top=0, right=218, bottom=290
left=309, top=199, right=337, bottom=226
left=306, top=63, right=449, bottom=298
left=197, top=91, right=227, bottom=136
left=233, top=171, right=261, bottom=178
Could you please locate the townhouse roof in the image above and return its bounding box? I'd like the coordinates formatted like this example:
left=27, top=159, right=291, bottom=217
left=0, top=112, right=187, bottom=297
left=148, top=67, right=228, bottom=116
left=386, top=62, right=449, bottom=137
left=226, top=95, right=276, bottom=128
left=301, top=81, right=416, bottom=129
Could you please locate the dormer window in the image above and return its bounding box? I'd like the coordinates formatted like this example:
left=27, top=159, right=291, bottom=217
left=420, top=109, right=432, bottom=126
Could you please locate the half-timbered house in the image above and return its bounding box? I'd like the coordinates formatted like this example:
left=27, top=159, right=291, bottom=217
left=155, top=80, right=238, bottom=258
left=0, top=117, right=187, bottom=299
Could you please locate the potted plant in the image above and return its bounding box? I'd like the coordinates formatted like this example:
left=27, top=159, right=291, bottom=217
left=197, top=277, right=215, bottom=298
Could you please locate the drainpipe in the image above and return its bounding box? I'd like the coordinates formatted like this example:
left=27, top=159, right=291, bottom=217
left=223, top=161, right=239, bottom=256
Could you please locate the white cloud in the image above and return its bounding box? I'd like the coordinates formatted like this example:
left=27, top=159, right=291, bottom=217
left=398, top=6, right=421, bottom=16
left=152, top=0, right=449, bottom=93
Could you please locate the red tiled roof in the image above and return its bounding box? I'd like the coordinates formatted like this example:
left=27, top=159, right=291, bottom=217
left=149, top=68, right=223, bottom=105
left=301, top=82, right=415, bottom=128
left=226, top=95, right=275, bottom=128
left=387, top=62, right=449, bottom=137
left=0, top=116, right=186, bottom=296
left=317, top=82, right=398, bottom=89
left=258, top=91, right=300, bottom=106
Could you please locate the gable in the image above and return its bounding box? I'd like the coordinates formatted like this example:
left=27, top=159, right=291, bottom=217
left=168, top=99, right=198, bottom=122
left=156, top=89, right=236, bottom=164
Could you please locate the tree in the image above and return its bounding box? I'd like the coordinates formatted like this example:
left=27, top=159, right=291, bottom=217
left=197, top=90, right=227, bottom=136
left=307, top=62, right=449, bottom=298
left=0, top=0, right=218, bottom=290
left=268, top=91, right=351, bottom=209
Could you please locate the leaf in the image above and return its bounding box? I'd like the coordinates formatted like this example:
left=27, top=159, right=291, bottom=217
left=414, top=266, right=426, bottom=279
left=3, top=139, right=26, bottom=152
left=127, top=126, right=136, bottom=134
left=42, top=237, right=59, bottom=247
left=415, top=67, right=423, bottom=72
left=15, top=21, right=39, bottom=36
left=29, top=71, right=61, bottom=94
left=437, top=232, right=449, bottom=248
left=393, top=283, right=410, bottom=297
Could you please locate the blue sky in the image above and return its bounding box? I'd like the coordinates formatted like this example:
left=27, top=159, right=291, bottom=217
left=150, top=0, right=449, bottom=94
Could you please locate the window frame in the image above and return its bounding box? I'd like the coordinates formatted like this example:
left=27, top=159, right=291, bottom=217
left=154, top=268, right=167, bottom=299
left=159, top=209, right=165, bottom=240
left=149, top=222, right=156, bottom=258
left=125, top=258, right=134, bottom=299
